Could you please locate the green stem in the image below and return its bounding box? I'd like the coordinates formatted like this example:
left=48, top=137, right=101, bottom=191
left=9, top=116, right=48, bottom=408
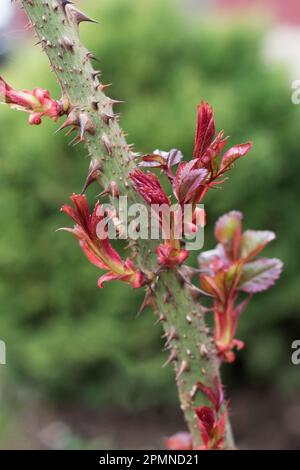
left=20, top=0, right=234, bottom=449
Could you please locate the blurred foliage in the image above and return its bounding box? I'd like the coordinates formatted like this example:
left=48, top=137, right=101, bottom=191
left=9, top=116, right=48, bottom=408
left=0, top=0, right=299, bottom=412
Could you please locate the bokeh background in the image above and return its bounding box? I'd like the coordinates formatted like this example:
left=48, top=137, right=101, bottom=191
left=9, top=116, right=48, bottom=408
left=0, top=0, right=300, bottom=449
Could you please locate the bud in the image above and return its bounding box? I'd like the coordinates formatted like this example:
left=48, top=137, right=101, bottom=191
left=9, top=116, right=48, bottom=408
left=156, top=243, right=189, bottom=268
left=199, top=211, right=283, bottom=362
left=129, top=169, right=169, bottom=206
left=60, top=194, right=144, bottom=289
left=165, top=432, right=193, bottom=450
left=0, top=77, right=63, bottom=125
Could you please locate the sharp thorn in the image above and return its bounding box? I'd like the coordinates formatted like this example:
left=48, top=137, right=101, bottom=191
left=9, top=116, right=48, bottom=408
left=162, top=350, right=178, bottom=368
left=176, top=360, right=190, bottom=380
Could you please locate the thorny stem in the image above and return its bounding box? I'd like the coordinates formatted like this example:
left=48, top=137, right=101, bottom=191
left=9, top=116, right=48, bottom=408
left=20, top=0, right=234, bottom=448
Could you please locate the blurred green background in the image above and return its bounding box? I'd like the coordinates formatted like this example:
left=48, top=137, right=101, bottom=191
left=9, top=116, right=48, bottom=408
left=0, top=0, right=299, bottom=449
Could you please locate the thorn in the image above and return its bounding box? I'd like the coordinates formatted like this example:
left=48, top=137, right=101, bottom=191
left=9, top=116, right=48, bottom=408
left=162, top=283, right=173, bottom=304
left=55, top=110, right=79, bottom=133
left=190, top=385, right=198, bottom=399
left=186, top=284, right=202, bottom=301
left=131, top=152, right=141, bottom=159
left=60, top=0, right=73, bottom=12
left=81, top=160, right=102, bottom=194
left=91, top=99, right=99, bottom=111
left=199, top=344, right=209, bottom=359
left=79, top=113, right=96, bottom=140
left=71, top=135, right=82, bottom=146
left=154, top=314, right=166, bottom=326
left=179, top=265, right=199, bottom=281
left=85, top=52, right=100, bottom=62
left=52, top=1, right=59, bottom=11
left=68, top=134, right=80, bottom=146
left=164, top=291, right=172, bottom=303
left=100, top=112, right=114, bottom=125
left=162, top=350, right=178, bottom=368
left=64, top=126, right=76, bottom=137
left=98, top=83, right=112, bottom=92
left=62, top=35, right=75, bottom=52
left=98, top=181, right=120, bottom=199
left=102, top=134, right=113, bottom=155
left=176, top=360, right=190, bottom=380
left=136, top=287, right=155, bottom=318
left=108, top=181, right=120, bottom=198
left=65, top=4, right=98, bottom=27
left=65, top=126, right=77, bottom=137
left=177, top=270, right=213, bottom=298
left=109, top=98, right=125, bottom=107
left=91, top=70, right=101, bottom=80
left=162, top=326, right=178, bottom=349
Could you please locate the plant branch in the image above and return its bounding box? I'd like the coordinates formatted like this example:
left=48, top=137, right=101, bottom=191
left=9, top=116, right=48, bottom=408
left=20, top=0, right=234, bottom=448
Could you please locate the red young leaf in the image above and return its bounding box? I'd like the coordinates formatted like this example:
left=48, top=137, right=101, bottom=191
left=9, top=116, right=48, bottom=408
left=220, top=142, right=252, bottom=173
left=173, top=160, right=208, bottom=204
left=196, top=377, right=224, bottom=412
left=129, top=169, right=170, bottom=206
left=193, top=101, right=216, bottom=159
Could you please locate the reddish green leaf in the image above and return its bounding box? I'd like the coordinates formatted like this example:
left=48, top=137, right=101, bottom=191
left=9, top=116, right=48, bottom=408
left=139, top=148, right=183, bottom=169
left=239, top=230, right=275, bottom=261
left=239, top=258, right=283, bottom=293
left=214, top=211, right=242, bottom=258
